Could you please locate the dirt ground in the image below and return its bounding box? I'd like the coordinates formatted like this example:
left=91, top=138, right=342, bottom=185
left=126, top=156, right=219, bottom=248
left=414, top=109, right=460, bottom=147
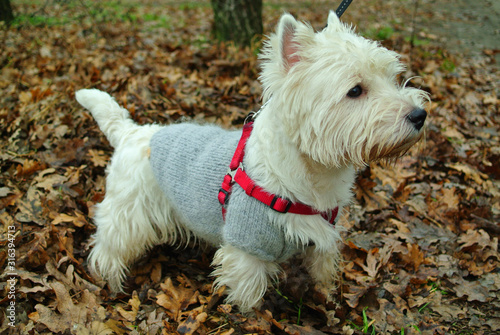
left=415, top=0, right=499, bottom=61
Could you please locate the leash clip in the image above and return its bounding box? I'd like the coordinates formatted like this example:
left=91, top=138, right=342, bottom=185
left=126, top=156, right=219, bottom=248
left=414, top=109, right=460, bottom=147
left=244, top=112, right=257, bottom=124
left=226, top=162, right=244, bottom=179
left=245, top=99, right=272, bottom=124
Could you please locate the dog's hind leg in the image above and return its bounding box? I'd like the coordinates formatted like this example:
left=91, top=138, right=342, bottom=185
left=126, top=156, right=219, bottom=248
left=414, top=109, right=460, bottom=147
left=77, top=89, right=185, bottom=291
left=87, top=123, right=179, bottom=292
left=212, top=244, right=281, bottom=313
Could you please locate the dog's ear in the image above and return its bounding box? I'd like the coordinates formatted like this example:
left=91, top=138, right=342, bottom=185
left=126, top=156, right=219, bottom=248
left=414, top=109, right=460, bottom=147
left=326, top=10, right=343, bottom=31
left=277, top=13, right=301, bottom=71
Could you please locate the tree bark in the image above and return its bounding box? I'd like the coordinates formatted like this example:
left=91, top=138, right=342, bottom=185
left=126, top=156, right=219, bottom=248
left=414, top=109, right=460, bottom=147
left=211, top=0, right=262, bottom=47
left=0, top=0, right=14, bottom=24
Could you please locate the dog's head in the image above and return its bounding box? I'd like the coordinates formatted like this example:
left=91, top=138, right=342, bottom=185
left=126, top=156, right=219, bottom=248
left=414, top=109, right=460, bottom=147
left=259, top=12, right=429, bottom=168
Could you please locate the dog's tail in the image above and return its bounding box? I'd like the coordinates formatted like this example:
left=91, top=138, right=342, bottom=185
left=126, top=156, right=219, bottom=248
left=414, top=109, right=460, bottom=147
left=75, top=89, right=137, bottom=148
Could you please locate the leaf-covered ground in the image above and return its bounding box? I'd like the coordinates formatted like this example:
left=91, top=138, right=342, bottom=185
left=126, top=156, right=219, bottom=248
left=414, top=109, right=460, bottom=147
left=1, top=1, right=499, bottom=334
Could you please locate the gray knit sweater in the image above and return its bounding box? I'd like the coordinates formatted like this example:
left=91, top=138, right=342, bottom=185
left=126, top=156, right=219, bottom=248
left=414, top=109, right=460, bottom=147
left=149, top=123, right=300, bottom=262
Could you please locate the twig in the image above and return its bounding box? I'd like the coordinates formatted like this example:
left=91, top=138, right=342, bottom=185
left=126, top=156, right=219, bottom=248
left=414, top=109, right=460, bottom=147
left=409, top=0, right=420, bottom=49
left=471, top=214, right=500, bottom=235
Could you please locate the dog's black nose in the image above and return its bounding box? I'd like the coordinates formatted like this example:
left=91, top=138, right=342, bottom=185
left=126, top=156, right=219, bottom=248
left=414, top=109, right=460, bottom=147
left=407, top=108, right=427, bottom=131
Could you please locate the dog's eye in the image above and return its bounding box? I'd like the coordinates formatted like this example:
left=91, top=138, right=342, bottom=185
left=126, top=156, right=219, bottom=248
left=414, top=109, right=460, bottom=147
left=347, top=85, right=363, bottom=98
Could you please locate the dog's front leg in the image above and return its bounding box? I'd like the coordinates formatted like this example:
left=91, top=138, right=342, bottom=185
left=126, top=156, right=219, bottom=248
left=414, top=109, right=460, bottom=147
left=212, top=244, right=281, bottom=313
left=304, top=244, right=342, bottom=286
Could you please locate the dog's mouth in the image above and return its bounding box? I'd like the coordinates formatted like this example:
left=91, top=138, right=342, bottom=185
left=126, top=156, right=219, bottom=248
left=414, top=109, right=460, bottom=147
left=366, top=129, right=425, bottom=163
left=363, top=107, right=427, bottom=163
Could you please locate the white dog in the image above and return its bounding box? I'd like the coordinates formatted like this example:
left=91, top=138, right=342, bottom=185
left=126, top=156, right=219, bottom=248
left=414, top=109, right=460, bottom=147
left=76, top=11, right=427, bottom=312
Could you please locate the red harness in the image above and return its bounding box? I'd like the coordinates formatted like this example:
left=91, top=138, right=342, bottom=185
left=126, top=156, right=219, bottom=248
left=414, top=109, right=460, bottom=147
left=218, top=121, right=338, bottom=225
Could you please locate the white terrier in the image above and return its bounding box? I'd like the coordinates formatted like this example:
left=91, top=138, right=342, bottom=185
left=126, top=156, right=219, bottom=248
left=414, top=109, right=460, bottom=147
left=76, top=11, right=427, bottom=312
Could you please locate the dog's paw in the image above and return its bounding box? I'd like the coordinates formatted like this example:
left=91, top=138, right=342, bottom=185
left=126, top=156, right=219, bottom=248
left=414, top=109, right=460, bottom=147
left=305, top=246, right=342, bottom=286
left=212, top=244, right=281, bottom=313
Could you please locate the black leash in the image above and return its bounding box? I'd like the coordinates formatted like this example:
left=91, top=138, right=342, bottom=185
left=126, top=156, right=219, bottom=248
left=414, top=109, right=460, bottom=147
left=335, top=0, right=353, bottom=17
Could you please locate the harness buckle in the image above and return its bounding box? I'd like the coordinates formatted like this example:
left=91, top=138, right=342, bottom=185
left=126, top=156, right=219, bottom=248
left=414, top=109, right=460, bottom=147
left=218, top=188, right=230, bottom=205
left=219, top=163, right=245, bottom=207
left=270, top=195, right=292, bottom=213
left=227, top=163, right=244, bottom=179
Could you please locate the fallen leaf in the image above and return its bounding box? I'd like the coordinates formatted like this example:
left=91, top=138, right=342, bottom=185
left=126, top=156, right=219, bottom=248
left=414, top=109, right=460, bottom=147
left=0, top=186, right=14, bottom=197
left=450, top=276, right=491, bottom=302
left=88, top=149, right=110, bottom=167
left=51, top=211, right=88, bottom=227
left=344, top=284, right=370, bottom=308
left=441, top=187, right=459, bottom=208
left=116, top=291, right=141, bottom=322
left=177, top=309, right=207, bottom=335
left=31, top=281, right=104, bottom=332
left=356, top=248, right=381, bottom=278
left=156, top=277, right=199, bottom=321
left=458, top=229, right=495, bottom=250
left=447, top=162, right=488, bottom=185
left=398, top=243, right=426, bottom=272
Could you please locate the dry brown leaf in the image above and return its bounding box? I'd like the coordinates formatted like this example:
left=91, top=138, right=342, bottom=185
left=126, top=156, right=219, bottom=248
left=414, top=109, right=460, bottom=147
left=240, top=315, right=272, bottom=333
left=156, top=277, right=200, bottom=321
left=15, top=187, right=45, bottom=225
left=176, top=308, right=207, bottom=335
left=458, top=229, right=495, bottom=250
left=104, top=319, right=129, bottom=335
left=16, top=159, right=46, bottom=178
left=383, top=270, right=410, bottom=297
left=30, top=281, right=104, bottom=333
left=450, top=276, right=491, bottom=302
left=357, top=248, right=381, bottom=278
left=398, top=243, right=426, bottom=272
left=343, top=285, right=370, bottom=308
left=17, top=269, right=52, bottom=294
left=370, top=164, right=415, bottom=190
left=0, top=186, right=14, bottom=198
left=441, top=187, right=460, bottom=208
left=447, top=162, right=488, bottom=185
left=88, top=149, right=110, bottom=167
left=35, top=173, right=68, bottom=192
left=282, top=324, right=328, bottom=335
left=116, top=291, right=141, bottom=322
left=51, top=211, right=87, bottom=227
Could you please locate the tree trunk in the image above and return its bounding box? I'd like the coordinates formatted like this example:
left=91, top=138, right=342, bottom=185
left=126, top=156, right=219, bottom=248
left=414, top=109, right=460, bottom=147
left=211, top=0, right=262, bottom=47
left=0, top=0, right=14, bottom=24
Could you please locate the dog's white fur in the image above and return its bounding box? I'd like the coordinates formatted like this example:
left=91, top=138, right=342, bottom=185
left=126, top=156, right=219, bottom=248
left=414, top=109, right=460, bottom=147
left=76, top=12, right=427, bottom=312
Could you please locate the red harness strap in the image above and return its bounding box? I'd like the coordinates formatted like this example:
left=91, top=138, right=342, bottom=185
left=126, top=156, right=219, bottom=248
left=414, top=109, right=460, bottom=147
left=218, top=122, right=338, bottom=225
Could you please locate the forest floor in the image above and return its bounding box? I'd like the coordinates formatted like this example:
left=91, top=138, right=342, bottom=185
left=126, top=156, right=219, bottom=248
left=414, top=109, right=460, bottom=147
left=416, top=0, right=499, bottom=60
left=0, top=0, right=499, bottom=334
